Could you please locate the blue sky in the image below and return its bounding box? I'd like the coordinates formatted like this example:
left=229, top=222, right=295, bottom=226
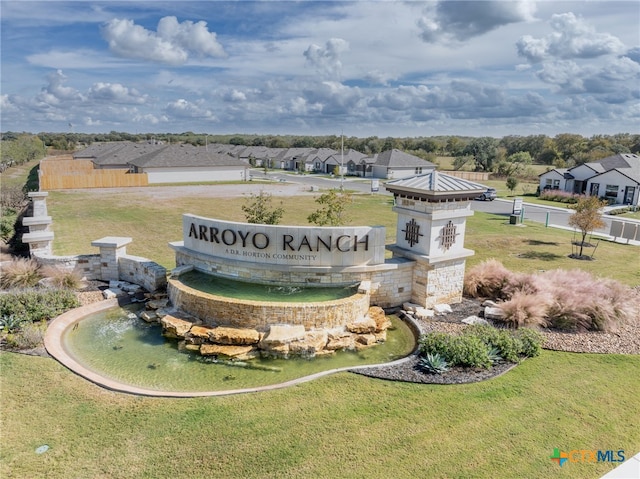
left=1, top=1, right=638, bottom=137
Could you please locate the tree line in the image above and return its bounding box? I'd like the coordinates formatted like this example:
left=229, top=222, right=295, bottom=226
left=2, top=131, right=639, bottom=174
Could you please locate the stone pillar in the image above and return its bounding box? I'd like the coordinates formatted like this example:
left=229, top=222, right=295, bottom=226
left=91, top=237, right=132, bottom=282
left=22, top=192, right=54, bottom=256
left=385, top=171, right=485, bottom=308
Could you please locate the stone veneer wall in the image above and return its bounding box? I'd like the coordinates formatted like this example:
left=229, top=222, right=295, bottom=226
left=119, top=254, right=168, bottom=293
left=414, top=259, right=466, bottom=307
left=171, top=243, right=415, bottom=308
left=167, top=278, right=371, bottom=330
left=31, top=253, right=103, bottom=280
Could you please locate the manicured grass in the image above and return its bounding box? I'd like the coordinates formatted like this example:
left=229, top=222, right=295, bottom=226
left=4, top=173, right=639, bottom=478
left=47, top=189, right=639, bottom=285
left=2, top=350, right=638, bottom=478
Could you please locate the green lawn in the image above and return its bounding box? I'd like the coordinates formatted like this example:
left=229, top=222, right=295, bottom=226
left=2, top=350, right=638, bottom=479
left=2, top=171, right=639, bottom=478
left=47, top=189, right=639, bottom=285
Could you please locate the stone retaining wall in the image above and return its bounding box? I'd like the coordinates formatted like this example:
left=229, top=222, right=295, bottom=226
left=171, top=242, right=415, bottom=308
left=168, top=277, right=371, bottom=330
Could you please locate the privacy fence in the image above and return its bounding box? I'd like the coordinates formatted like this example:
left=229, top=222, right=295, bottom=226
left=39, top=157, right=148, bottom=190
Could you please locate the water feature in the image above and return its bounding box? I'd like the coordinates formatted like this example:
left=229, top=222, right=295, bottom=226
left=62, top=304, right=416, bottom=393
left=178, top=270, right=357, bottom=302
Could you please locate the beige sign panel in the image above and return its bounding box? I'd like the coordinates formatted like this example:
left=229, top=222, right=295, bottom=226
left=182, top=215, right=386, bottom=267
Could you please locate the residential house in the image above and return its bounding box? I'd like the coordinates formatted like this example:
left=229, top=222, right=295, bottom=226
left=539, top=153, right=640, bottom=205
left=127, top=144, right=250, bottom=183
left=371, top=149, right=436, bottom=179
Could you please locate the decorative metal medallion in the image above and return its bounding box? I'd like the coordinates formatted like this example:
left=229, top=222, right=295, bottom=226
left=439, top=220, right=457, bottom=250
left=402, top=218, right=423, bottom=247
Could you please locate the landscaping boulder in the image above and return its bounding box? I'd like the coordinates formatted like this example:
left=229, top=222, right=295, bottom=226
left=368, top=306, right=392, bottom=332
left=415, top=307, right=434, bottom=320
left=326, top=335, right=356, bottom=351
left=434, top=304, right=453, bottom=314
left=346, top=316, right=377, bottom=334
left=462, top=316, right=489, bottom=326
left=160, top=315, right=194, bottom=339
left=260, top=324, right=306, bottom=346
left=139, top=311, right=158, bottom=323
left=208, top=326, right=260, bottom=345
left=200, top=344, right=258, bottom=360
left=289, top=330, right=328, bottom=357
left=484, top=306, right=506, bottom=321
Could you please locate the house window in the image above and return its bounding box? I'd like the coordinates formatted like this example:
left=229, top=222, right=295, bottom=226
left=415, top=167, right=422, bottom=174
left=590, top=183, right=600, bottom=197
left=605, top=184, right=619, bottom=199
left=315, top=162, right=320, bottom=170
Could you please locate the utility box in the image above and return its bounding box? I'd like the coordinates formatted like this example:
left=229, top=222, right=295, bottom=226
left=509, top=214, right=520, bottom=225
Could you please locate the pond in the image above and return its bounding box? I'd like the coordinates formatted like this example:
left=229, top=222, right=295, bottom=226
left=62, top=304, right=416, bottom=393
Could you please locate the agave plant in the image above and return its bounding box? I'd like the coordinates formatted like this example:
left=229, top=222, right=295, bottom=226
left=0, top=314, right=26, bottom=333
left=418, top=352, right=449, bottom=375
left=487, top=347, right=504, bottom=365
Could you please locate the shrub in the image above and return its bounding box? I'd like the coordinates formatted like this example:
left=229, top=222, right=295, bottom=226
left=463, top=259, right=514, bottom=299
left=420, top=332, right=491, bottom=369
left=515, top=328, right=544, bottom=358
left=419, top=326, right=544, bottom=371
left=5, top=321, right=46, bottom=349
left=0, top=257, right=42, bottom=288
left=464, top=325, right=523, bottom=363
left=539, top=190, right=584, bottom=204
left=0, top=288, right=79, bottom=324
left=497, top=291, right=550, bottom=329
left=41, top=266, right=84, bottom=290
left=418, top=353, right=449, bottom=374
left=418, top=332, right=452, bottom=358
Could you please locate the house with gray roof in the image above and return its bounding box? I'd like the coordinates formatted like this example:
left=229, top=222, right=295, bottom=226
left=127, top=144, right=250, bottom=183
left=539, top=153, right=640, bottom=205
left=371, top=149, right=436, bottom=179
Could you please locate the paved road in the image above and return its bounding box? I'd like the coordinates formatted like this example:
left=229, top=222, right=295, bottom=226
left=254, top=169, right=639, bottom=243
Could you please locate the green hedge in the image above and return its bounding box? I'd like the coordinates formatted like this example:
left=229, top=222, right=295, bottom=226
left=0, top=288, right=80, bottom=324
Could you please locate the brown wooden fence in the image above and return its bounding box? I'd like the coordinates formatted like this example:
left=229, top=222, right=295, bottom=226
left=444, top=170, right=490, bottom=181
left=39, top=158, right=148, bottom=190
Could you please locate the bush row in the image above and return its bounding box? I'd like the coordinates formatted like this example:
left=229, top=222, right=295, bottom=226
left=0, top=288, right=80, bottom=325
left=418, top=325, right=543, bottom=369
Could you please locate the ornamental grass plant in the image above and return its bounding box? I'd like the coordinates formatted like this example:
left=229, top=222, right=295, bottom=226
left=0, top=257, right=41, bottom=289
left=464, top=260, right=640, bottom=332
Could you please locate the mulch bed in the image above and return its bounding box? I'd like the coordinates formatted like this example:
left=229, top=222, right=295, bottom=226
left=353, top=297, right=640, bottom=385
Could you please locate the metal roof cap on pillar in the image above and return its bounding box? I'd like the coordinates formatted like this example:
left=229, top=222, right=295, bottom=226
left=385, top=171, right=487, bottom=202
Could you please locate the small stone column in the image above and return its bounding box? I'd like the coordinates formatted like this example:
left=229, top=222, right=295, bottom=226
left=91, top=237, right=132, bottom=282
left=22, top=192, right=54, bottom=256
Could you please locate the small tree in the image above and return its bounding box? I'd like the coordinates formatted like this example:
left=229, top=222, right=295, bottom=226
left=506, top=176, right=519, bottom=194
left=568, top=196, right=607, bottom=258
left=307, top=189, right=351, bottom=226
left=241, top=190, right=284, bottom=225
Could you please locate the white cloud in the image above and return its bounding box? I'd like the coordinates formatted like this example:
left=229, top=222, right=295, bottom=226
left=517, top=12, right=625, bottom=62
left=165, top=99, right=216, bottom=120
left=418, top=0, right=536, bottom=43
left=101, top=16, right=226, bottom=65
left=88, top=83, right=148, bottom=104
left=303, top=38, right=349, bottom=80
left=36, top=70, right=85, bottom=106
